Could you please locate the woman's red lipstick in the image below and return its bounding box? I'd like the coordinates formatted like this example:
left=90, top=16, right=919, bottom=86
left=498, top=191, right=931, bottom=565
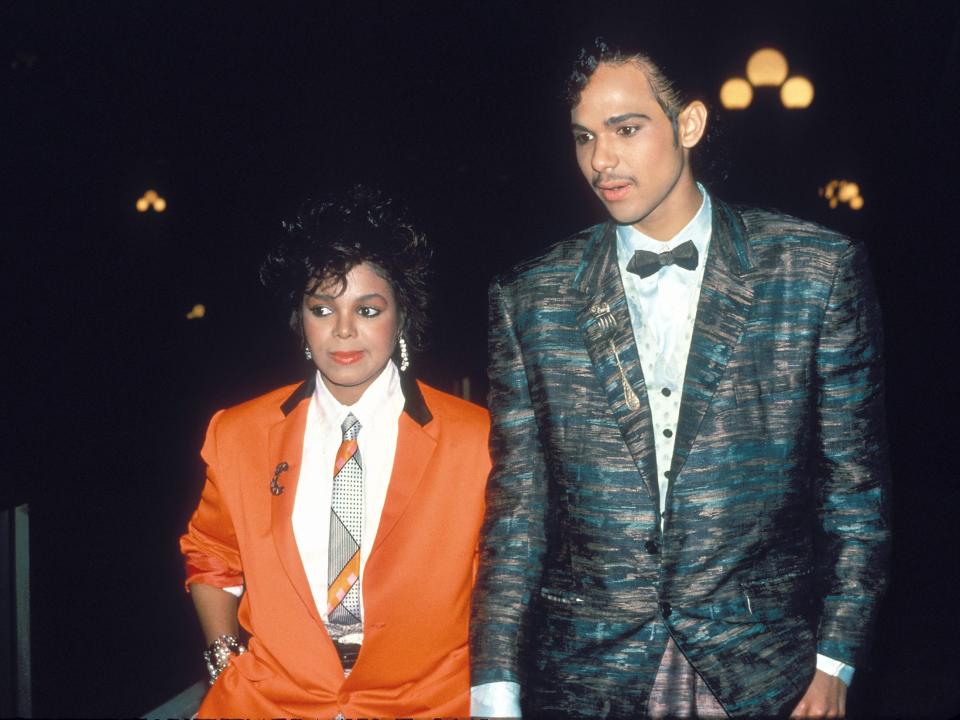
left=330, top=351, right=364, bottom=364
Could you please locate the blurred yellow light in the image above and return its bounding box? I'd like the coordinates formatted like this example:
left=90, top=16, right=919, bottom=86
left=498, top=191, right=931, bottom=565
left=136, top=189, right=167, bottom=213
left=837, top=181, right=860, bottom=202
left=720, top=78, right=753, bottom=109
left=746, top=48, right=789, bottom=87
left=821, top=179, right=863, bottom=210
left=781, top=76, right=814, bottom=108
left=186, top=304, right=206, bottom=320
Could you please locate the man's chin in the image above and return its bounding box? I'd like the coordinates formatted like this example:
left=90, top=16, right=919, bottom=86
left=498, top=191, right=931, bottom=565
left=604, top=205, right=647, bottom=227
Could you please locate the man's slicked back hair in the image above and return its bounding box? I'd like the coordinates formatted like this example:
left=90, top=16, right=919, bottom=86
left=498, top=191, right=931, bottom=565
left=564, top=37, right=690, bottom=142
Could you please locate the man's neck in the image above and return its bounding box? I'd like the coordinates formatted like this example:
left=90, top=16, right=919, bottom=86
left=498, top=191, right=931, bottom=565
left=631, top=175, right=703, bottom=242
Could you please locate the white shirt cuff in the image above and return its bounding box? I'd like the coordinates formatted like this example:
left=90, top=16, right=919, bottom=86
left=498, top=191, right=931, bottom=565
left=816, top=653, right=855, bottom=686
left=222, top=584, right=243, bottom=598
left=470, top=681, right=521, bottom=718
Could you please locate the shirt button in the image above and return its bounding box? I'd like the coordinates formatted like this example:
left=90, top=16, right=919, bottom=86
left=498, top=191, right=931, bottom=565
left=663, top=470, right=675, bottom=481
left=660, top=601, right=673, bottom=618
left=661, top=387, right=671, bottom=397
left=663, top=429, right=673, bottom=438
left=645, top=539, right=660, bottom=554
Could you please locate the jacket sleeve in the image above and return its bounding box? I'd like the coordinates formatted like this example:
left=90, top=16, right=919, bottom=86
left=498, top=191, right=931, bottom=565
left=179, top=409, right=244, bottom=591
left=470, top=278, right=548, bottom=686
left=813, top=239, right=891, bottom=666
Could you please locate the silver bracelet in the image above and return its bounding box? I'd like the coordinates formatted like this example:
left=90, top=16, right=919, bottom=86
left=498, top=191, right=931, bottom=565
left=202, top=634, right=246, bottom=685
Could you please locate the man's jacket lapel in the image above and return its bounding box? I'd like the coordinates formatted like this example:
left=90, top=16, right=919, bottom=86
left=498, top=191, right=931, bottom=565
left=573, top=222, right=659, bottom=507
left=672, top=201, right=756, bottom=479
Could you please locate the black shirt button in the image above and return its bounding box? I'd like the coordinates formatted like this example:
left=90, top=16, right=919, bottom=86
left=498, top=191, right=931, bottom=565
left=660, top=601, right=672, bottom=618
left=663, top=428, right=673, bottom=438
left=661, top=387, right=671, bottom=397
left=663, top=470, right=675, bottom=480
left=645, top=539, right=660, bottom=554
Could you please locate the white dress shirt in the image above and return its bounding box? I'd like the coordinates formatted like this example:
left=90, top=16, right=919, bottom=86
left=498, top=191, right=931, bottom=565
left=616, top=185, right=712, bottom=525
left=294, top=361, right=406, bottom=622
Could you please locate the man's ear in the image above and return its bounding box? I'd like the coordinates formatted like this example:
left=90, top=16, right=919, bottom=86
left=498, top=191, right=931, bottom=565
left=678, top=100, right=708, bottom=149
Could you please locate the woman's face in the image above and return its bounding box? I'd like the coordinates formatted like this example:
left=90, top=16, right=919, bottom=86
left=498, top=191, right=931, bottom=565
left=302, top=262, right=401, bottom=405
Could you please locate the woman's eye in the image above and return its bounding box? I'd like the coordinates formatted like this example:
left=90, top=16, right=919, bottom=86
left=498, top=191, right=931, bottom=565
left=358, top=306, right=382, bottom=318
left=308, top=305, right=332, bottom=317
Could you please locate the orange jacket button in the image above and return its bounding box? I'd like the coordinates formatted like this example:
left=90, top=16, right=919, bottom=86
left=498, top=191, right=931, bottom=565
left=338, top=691, right=350, bottom=705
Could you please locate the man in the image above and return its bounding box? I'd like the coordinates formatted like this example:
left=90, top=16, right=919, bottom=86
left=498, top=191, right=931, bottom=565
left=470, top=39, right=889, bottom=718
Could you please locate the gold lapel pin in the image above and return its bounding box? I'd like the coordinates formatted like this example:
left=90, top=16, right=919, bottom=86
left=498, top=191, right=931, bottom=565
left=590, top=303, right=640, bottom=411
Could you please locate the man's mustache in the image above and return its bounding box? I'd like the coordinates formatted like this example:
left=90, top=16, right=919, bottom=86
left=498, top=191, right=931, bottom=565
left=592, top=173, right=635, bottom=189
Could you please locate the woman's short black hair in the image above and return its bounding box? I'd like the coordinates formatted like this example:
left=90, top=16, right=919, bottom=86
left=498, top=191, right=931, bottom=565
left=260, top=184, right=432, bottom=352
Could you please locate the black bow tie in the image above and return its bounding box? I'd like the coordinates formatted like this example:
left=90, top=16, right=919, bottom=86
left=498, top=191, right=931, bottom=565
left=626, top=240, right=699, bottom=279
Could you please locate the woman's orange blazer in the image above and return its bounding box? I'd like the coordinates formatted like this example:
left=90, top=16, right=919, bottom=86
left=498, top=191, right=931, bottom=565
left=180, top=374, right=490, bottom=718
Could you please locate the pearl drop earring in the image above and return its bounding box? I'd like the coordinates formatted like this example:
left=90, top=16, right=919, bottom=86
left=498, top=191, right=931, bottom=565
left=398, top=336, right=410, bottom=372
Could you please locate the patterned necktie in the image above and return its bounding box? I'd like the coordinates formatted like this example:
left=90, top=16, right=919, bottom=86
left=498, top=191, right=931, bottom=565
left=328, top=413, right=363, bottom=626
left=627, top=239, right=699, bottom=278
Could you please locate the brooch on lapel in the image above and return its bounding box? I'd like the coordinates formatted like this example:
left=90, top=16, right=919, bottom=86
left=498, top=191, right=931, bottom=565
left=591, top=302, right=640, bottom=411
left=270, top=462, right=289, bottom=496
left=591, top=302, right=617, bottom=334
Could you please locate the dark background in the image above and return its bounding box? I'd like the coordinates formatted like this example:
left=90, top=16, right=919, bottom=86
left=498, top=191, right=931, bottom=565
left=2, top=1, right=959, bottom=716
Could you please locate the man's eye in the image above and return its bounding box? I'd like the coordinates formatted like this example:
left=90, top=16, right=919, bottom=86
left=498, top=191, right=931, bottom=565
left=308, top=305, right=332, bottom=317
left=358, top=306, right=382, bottom=318
left=617, top=126, right=639, bottom=137
left=574, top=132, right=594, bottom=146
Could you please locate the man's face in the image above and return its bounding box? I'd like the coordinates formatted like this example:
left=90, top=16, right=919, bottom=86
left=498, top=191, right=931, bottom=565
left=571, top=62, right=699, bottom=237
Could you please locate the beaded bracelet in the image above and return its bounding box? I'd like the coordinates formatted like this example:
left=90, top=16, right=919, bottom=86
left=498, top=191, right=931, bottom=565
left=202, top=634, right=247, bottom=685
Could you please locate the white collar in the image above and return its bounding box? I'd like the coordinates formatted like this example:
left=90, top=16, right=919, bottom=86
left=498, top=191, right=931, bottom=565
left=616, top=183, right=712, bottom=257
left=312, top=360, right=403, bottom=430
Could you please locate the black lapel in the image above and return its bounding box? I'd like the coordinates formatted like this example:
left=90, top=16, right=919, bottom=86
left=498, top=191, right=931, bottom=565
left=282, top=369, right=432, bottom=427
left=399, top=372, right=433, bottom=427
left=280, top=373, right=315, bottom=416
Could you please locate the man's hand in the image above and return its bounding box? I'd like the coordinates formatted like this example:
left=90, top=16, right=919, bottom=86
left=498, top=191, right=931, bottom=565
left=790, top=669, right=847, bottom=718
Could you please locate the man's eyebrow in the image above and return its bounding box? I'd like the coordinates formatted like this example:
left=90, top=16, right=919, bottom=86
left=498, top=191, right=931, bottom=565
left=605, top=112, right=651, bottom=126
left=570, top=122, right=591, bottom=133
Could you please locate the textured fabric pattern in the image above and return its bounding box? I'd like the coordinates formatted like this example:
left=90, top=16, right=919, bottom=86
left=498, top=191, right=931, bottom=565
left=470, top=199, right=890, bottom=718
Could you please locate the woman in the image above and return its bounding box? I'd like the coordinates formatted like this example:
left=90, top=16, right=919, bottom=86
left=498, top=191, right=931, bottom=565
left=180, top=186, right=490, bottom=717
